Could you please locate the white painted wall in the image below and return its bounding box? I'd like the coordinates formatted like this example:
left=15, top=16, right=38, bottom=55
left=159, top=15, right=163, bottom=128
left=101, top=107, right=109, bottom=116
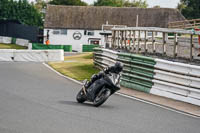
left=44, top=29, right=102, bottom=52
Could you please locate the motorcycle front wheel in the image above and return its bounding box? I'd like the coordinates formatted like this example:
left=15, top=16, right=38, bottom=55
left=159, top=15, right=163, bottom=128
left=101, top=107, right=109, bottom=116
left=93, top=88, right=111, bottom=107
left=76, top=90, right=87, bottom=103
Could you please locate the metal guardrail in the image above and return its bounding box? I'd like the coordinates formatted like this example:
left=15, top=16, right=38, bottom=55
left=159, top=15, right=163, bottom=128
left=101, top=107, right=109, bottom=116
left=94, top=48, right=155, bottom=93
left=93, top=48, right=200, bottom=106
left=118, top=53, right=155, bottom=93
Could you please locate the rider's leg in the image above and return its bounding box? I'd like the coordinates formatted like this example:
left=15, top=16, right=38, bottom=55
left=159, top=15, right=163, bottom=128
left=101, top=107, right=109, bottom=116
left=84, top=74, right=99, bottom=89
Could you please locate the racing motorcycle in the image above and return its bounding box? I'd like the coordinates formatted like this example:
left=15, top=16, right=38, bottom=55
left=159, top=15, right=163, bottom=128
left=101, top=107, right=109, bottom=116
left=76, top=72, right=121, bottom=107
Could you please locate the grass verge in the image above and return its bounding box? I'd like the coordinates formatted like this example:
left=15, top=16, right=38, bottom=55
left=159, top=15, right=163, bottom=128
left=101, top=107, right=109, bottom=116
left=0, top=43, right=27, bottom=49
left=48, top=53, right=100, bottom=81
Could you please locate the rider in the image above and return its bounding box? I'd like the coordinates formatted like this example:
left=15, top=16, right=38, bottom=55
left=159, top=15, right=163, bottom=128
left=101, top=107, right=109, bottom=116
left=84, top=62, right=123, bottom=100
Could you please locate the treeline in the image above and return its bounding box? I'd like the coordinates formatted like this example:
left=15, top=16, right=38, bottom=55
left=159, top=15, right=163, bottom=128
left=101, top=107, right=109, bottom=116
left=49, top=0, right=148, bottom=8
left=0, top=0, right=43, bottom=27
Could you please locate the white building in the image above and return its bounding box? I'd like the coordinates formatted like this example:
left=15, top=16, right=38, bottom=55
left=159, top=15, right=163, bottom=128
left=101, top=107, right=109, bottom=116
left=44, top=28, right=102, bottom=52
left=44, top=5, right=185, bottom=52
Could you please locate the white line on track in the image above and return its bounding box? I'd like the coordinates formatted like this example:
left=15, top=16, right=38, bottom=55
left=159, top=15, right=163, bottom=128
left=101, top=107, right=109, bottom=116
left=43, top=63, right=200, bottom=119
left=43, top=63, right=82, bottom=85
left=116, top=92, right=200, bottom=119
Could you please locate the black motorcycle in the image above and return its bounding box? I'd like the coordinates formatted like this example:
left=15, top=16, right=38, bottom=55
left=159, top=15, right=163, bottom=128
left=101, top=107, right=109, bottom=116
left=76, top=72, right=121, bottom=107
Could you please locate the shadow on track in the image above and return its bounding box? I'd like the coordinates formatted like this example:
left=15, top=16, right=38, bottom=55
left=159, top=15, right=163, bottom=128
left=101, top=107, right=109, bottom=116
left=58, top=100, right=116, bottom=109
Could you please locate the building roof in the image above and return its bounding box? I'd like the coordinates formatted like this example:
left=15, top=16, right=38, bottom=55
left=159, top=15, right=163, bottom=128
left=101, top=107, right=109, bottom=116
left=44, top=5, right=185, bottom=30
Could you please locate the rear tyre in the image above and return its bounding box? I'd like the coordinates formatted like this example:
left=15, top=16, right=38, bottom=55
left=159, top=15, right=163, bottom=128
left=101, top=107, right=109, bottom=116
left=93, top=88, right=111, bottom=107
left=76, top=90, right=87, bottom=103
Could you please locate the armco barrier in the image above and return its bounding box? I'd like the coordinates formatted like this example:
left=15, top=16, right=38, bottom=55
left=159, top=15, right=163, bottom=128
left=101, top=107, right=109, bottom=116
left=93, top=48, right=200, bottom=106
left=118, top=53, right=156, bottom=93
left=0, top=50, right=64, bottom=62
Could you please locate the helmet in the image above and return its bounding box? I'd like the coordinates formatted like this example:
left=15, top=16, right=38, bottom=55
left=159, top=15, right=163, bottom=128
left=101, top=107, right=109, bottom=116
left=114, top=62, right=123, bottom=73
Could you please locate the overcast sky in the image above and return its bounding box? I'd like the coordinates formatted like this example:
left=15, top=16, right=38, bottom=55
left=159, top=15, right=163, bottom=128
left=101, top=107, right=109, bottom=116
left=82, top=0, right=180, bottom=8
left=28, top=0, right=180, bottom=8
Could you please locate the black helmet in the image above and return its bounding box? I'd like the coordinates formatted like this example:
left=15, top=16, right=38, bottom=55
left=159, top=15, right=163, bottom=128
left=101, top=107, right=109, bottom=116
left=114, top=62, right=123, bottom=73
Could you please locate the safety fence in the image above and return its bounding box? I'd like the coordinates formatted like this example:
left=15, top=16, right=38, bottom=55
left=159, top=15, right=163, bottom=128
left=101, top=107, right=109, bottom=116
left=110, top=27, right=200, bottom=60
left=93, top=48, right=200, bottom=106
left=0, top=49, right=64, bottom=62
left=168, top=18, right=200, bottom=29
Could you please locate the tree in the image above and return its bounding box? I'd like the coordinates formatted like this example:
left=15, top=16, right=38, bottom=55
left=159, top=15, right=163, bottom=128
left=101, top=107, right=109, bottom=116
left=0, top=0, right=43, bottom=27
left=49, top=0, right=88, bottom=6
left=153, top=5, right=160, bottom=8
left=34, top=0, right=47, bottom=22
left=94, top=0, right=148, bottom=8
left=34, top=0, right=47, bottom=11
left=177, top=0, right=200, bottom=19
left=94, top=0, right=124, bottom=7
left=123, top=0, right=148, bottom=8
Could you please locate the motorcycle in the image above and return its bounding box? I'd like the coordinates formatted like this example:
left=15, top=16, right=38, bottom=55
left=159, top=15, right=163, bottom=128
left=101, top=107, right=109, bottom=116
left=76, top=72, right=121, bottom=107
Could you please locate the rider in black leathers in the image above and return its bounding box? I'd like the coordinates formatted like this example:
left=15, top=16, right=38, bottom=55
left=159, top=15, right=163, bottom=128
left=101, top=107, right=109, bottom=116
left=84, top=62, right=123, bottom=100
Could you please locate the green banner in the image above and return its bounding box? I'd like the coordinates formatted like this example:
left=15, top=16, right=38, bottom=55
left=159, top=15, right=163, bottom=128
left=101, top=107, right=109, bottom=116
left=32, top=43, right=72, bottom=52
left=82, top=44, right=99, bottom=52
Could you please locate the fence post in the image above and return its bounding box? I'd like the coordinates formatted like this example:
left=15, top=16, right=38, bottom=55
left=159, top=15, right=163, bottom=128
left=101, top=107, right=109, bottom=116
left=137, top=30, right=141, bottom=53
left=121, top=31, right=124, bottom=49
left=162, top=32, right=166, bottom=55
left=132, top=31, right=136, bottom=52
left=124, top=30, right=127, bottom=50
left=128, top=30, right=131, bottom=51
left=152, top=32, right=156, bottom=53
left=173, top=33, right=178, bottom=58
left=117, top=30, right=120, bottom=48
left=111, top=30, right=114, bottom=49
left=190, top=34, right=193, bottom=60
left=144, top=31, right=147, bottom=53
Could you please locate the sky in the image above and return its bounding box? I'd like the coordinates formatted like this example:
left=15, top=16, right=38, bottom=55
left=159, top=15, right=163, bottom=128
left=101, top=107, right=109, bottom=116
left=82, top=0, right=181, bottom=8
left=28, top=0, right=181, bottom=8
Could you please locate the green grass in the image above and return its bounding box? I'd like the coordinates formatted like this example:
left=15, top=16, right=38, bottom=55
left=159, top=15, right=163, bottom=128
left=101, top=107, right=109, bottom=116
left=83, top=53, right=94, bottom=59
left=0, top=43, right=27, bottom=49
left=48, top=53, right=100, bottom=81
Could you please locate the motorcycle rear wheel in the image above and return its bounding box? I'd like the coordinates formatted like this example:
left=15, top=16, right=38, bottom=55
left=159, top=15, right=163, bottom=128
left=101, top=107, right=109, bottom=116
left=93, top=88, right=111, bottom=107
left=76, top=90, right=87, bottom=103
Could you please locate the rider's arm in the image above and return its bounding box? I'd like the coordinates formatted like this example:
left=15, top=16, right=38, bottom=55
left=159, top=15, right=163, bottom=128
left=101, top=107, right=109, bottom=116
left=104, top=66, right=115, bottom=74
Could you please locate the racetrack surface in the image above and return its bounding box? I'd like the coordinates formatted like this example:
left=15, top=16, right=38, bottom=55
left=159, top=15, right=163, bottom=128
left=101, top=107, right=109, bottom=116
left=0, top=62, right=199, bottom=133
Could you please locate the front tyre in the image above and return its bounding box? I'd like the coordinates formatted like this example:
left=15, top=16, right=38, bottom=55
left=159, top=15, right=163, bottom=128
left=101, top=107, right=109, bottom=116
left=76, top=90, right=86, bottom=103
left=93, top=88, right=111, bottom=107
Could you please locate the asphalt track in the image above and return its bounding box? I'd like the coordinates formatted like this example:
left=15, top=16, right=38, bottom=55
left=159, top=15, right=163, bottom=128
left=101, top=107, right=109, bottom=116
left=0, top=62, right=199, bottom=133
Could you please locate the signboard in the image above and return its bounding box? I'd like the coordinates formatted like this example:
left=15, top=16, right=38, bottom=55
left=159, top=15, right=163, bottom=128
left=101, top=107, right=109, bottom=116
left=73, top=31, right=82, bottom=40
